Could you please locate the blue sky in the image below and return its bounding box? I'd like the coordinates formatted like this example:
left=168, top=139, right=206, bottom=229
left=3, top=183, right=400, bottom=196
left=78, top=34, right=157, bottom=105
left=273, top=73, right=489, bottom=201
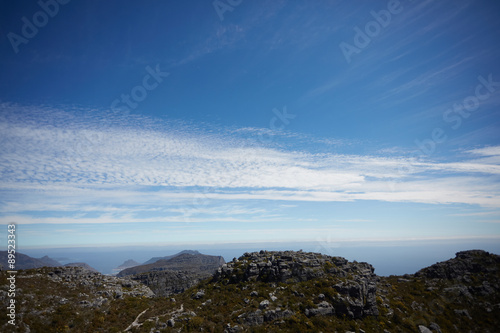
left=1, top=0, right=500, bottom=253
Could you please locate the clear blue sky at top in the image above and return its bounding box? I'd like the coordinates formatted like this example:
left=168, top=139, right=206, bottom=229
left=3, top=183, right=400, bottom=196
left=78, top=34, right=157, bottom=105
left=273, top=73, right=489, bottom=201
left=0, top=0, right=499, bottom=250
left=1, top=0, right=499, bottom=145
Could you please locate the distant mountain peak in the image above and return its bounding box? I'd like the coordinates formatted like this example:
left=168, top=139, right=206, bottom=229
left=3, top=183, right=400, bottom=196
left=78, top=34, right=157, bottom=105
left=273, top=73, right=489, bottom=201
left=0, top=251, right=61, bottom=270
left=117, top=259, right=140, bottom=269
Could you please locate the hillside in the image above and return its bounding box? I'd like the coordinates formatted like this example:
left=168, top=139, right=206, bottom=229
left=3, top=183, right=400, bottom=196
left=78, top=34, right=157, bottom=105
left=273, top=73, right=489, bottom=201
left=0, top=251, right=61, bottom=270
left=142, top=250, right=202, bottom=265
left=117, top=252, right=226, bottom=297
left=117, top=252, right=225, bottom=277
left=1, top=249, right=499, bottom=332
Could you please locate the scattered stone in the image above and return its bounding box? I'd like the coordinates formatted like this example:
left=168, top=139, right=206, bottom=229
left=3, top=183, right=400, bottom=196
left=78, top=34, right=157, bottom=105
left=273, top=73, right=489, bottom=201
left=224, top=324, right=243, bottom=333
left=429, top=322, right=442, bottom=333
left=454, top=309, right=472, bottom=319
left=418, top=325, right=432, bottom=333
left=238, top=310, right=264, bottom=326
left=193, top=290, right=205, bottom=299
left=305, top=301, right=334, bottom=317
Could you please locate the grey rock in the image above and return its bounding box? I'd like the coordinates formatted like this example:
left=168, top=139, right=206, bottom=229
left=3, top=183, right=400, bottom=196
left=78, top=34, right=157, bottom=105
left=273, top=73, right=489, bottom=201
left=193, top=289, right=205, bottom=299
left=418, top=325, right=432, bottom=333
left=214, top=250, right=376, bottom=284
left=415, top=250, right=500, bottom=281
left=213, top=250, right=379, bottom=319
left=429, top=322, right=442, bottom=333
left=454, top=309, right=472, bottom=319
left=238, top=310, right=264, bottom=326
left=443, top=285, right=473, bottom=299
left=131, top=270, right=206, bottom=297
left=224, top=325, right=243, bottom=333
left=259, top=300, right=270, bottom=309
left=114, top=289, right=123, bottom=299
left=305, top=301, right=334, bottom=317
left=263, top=309, right=293, bottom=322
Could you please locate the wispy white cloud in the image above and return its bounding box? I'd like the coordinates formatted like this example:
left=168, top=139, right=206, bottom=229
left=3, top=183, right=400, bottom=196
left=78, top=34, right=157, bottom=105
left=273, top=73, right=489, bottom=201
left=1, top=104, right=500, bottom=226
left=466, top=146, right=500, bottom=157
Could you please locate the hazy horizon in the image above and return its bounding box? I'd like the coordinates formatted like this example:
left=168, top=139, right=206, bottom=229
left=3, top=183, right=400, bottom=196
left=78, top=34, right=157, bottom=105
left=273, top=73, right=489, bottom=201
left=18, top=238, right=500, bottom=277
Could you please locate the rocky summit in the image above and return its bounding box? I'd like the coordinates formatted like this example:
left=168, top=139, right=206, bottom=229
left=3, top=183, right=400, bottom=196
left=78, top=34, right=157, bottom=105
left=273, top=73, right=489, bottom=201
left=214, top=250, right=379, bottom=319
left=1, top=249, right=499, bottom=332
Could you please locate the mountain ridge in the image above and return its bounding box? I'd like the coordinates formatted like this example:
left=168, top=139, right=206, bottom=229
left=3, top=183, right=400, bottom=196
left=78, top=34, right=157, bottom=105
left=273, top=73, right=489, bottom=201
left=0, top=251, right=62, bottom=270
left=117, top=252, right=225, bottom=277
left=142, top=250, right=201, bottom=265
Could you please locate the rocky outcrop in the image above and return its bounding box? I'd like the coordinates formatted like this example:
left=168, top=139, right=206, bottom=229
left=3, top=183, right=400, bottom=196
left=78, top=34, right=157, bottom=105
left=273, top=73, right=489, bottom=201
left=4, top=249, right=500, bottom=332
left=131, top=270, right=207, bottom=297
left=415, top=250, right=500, bottom=281
left=331, top=279, right=379, bottom=318
left=237, top=308, right=294, bottom=327
left=214, top=250, right=379, bottom=319
left=214, top=250, right=375, bottom=283
left=0, top=266, right=154, bottom=332
left=45, top=266, right=154, bottom=299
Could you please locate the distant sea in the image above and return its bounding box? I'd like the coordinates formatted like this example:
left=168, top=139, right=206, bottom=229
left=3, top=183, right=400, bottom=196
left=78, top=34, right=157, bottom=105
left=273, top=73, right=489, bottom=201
left=20, top=239, right=500, bottom=276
